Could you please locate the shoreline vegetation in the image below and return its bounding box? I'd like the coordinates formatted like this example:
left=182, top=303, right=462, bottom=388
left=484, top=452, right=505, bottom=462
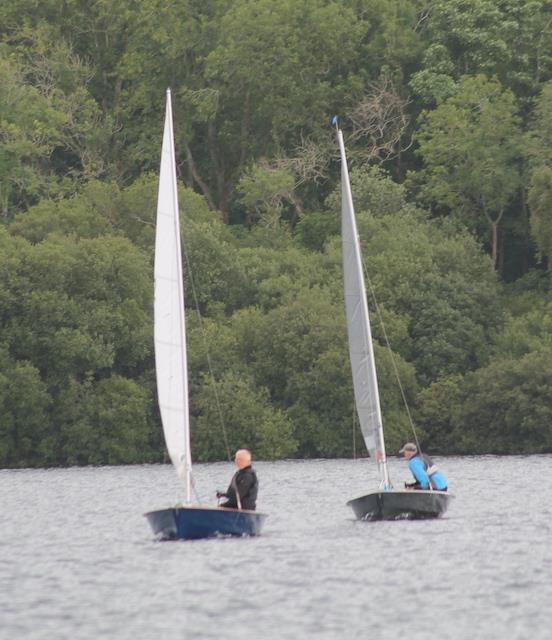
left=1, top=1, right=551, bottom=469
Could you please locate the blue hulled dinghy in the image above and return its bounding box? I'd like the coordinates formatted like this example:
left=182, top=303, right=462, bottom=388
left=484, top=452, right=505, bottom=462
left=145, top=90, right=267, bottom=540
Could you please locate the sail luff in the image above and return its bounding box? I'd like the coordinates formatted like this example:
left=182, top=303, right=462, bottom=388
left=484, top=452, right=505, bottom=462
left=337, top=129, right=390, bottom=488
left=155, top=88, right=192, bottom=502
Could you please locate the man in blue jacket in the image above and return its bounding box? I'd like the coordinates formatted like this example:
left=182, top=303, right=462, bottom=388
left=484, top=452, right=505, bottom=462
left=399, top=442, right=448, bottom=492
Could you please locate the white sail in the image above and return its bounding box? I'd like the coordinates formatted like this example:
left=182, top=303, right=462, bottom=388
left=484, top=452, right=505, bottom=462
left=155, top=89, right=192, bottom=501
left=337, top=129, right=390, bottom=488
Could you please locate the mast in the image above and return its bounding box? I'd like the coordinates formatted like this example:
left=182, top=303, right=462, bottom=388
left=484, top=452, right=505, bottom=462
left=155, top=88, right=193, bottom=502
left=337, top=127, right=390, bottom=490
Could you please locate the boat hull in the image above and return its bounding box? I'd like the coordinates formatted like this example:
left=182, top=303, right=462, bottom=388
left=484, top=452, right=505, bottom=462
left=347, top=489, right=452, bottom=521
left=145, top=505, right=267, bottom=540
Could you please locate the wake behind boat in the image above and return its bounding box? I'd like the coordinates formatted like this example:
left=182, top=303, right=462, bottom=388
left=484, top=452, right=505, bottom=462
left=336, top=124, right=452, bottom=521
left=144, top=90, right=267, bottom=540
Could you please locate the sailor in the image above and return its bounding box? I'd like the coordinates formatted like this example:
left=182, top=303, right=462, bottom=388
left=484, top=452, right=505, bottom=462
left=399, top=442, right=448, bottom=491
left=216, top=449, right=258, bottom=510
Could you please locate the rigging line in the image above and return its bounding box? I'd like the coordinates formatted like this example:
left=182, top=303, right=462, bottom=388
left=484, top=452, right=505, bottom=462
left=231, top=474, right=242, bottom=510
left=191, top=473, right=202, bottom=504
left=360, top=256, right=423, bottom=455
left=352, top=405, right=357, bottom=460
left=181, top=238, right=233, bottom=463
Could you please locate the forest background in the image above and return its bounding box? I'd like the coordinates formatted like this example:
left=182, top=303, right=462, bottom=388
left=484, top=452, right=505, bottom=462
left=1, top=0, right=552, bottom=468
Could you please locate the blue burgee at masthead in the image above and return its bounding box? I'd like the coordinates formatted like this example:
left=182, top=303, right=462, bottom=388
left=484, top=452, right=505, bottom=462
left=331, top=115, right=338, bottom=126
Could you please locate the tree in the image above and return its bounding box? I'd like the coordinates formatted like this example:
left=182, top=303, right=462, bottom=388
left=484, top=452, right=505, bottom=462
left=526, top=81, right=552, bottom=266
left=415, top=375, right=464, bottom=454
left=324, top=168, right=502, bottom=385
left=454, top=350, right=552, bottom=454
left=200, top=0, right=367, bottom=215
left=525, top=81, right=552, bottom=170
left=325, top=165, right=407, bottom=217
left=493, top=299, right=552, bottom=360
left=60, top=375, right=152, bottom=465
left=0, top=225, right=155, bottom=466
left=192, top=372, right=297, bottom=461
left=0, top=28, right=115, bottom=216
left=237, top=163, right=300, bottom=227
left=410, top=0, right=552, bottom=107
left=347, top=73, right=413, bottom=168
left=0, top=52, right=65, bottom=216
left=0, top=352, right=53, bottom=467
left=413, top=75, right=523, bottom=271
left=527, top=166, right=552, bottom=264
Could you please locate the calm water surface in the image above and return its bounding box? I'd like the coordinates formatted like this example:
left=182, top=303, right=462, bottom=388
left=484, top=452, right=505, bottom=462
left=1, top=456, right=551, bottom=639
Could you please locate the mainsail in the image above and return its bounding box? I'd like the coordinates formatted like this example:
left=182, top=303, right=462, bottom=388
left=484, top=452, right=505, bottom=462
left=154, top=89, right=192, bottom=501
left=337, top=128, right=390, bottom=489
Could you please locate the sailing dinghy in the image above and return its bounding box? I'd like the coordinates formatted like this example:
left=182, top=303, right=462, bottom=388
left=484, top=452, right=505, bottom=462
left=336, top=125, right=452, bottom=521
left=145, top=90, right=267, bottom=540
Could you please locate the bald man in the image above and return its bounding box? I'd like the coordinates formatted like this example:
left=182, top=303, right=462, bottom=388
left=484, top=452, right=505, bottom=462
left=217, top=449, right=258, bottom=510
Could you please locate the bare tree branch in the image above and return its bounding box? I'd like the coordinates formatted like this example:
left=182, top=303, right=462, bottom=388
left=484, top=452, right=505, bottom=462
left=347, top=74, right=412, bottom=164
left=274, top=134, right=332, bottom=187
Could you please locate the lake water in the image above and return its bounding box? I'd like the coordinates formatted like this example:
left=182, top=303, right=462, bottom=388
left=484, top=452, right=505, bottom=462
left=1, top=456, right=551, bottom=639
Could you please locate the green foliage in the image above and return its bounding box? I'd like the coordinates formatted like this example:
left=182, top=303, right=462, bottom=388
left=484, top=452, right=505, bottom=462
left=454, top=350, right=552, bottom=454
left=414, top=75, right=522, bottom=216
left=0, top=29, right=114, bottom=216
left=326, top=165, right=407, bottom=217
left=409, top=44, right=457, bottom=105
left=236, top=242, right=331, bottom=312
left=6, top=234, right=152, bottom=379
left=183, top=219, right=249, bottom=316
left=229, top=290, right=354, bottom=457
left=9, top=175, right=216, bottom=255
left=192, top=372, right=297, bottom=461
left=415, top=375, right=465, bottom=454
left=294, top=213, right=339, bottom=252
left=419, top=290, right=552, bottom=455
left=237, top=164, right=295, bottom=227
left=59, top=375, right=152, bottom=465
left=412, top=75, right=523, bottom=268
left=324, top=194, right=502, bottom=384
left=0, top=350, right=52, bottom=467
left=0, top=52, right=64, bottom=215
left=410, top=0, right=552, bottom=106
left=493, top=299, right=552, bottom=360
left=205, top=0, right=365, bottom=148
left=1, top=0, right=552, bottom=466
left=527, top=165, right=552, bottom=263
left=0, top=223, right=154, bottom=466
left=525, top=81, right=552, bottom=170
left=210, top=284, right=419, bottom=458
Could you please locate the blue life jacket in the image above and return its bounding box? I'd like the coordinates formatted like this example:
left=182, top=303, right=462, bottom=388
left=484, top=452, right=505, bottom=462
left=408, top=454, right=447, bottom=491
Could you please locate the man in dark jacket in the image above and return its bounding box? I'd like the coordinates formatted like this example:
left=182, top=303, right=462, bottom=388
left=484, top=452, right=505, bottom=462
left=217, top=449, right=258, bottom=511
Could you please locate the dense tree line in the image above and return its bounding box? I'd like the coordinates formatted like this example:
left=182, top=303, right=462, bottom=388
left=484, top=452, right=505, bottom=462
left=1, top=0, right=551, bottom=467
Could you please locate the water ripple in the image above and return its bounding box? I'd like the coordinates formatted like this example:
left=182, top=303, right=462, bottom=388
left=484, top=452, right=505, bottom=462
left=1, top=456, right=552, bottom=639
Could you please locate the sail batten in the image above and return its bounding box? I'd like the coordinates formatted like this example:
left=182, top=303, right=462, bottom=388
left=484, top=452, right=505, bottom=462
left=154, top=89, right=192, bottom=501
left=337, top=129, right=390, bottom=488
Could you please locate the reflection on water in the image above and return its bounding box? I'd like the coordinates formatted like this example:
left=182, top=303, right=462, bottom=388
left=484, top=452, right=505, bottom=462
left=1, top=456, right=551, bottom=639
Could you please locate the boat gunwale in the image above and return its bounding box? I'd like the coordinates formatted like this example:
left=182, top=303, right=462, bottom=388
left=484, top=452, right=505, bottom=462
left=144, top=505, right=267, bottom=517
left=346, top=489, right=452, bottom=505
